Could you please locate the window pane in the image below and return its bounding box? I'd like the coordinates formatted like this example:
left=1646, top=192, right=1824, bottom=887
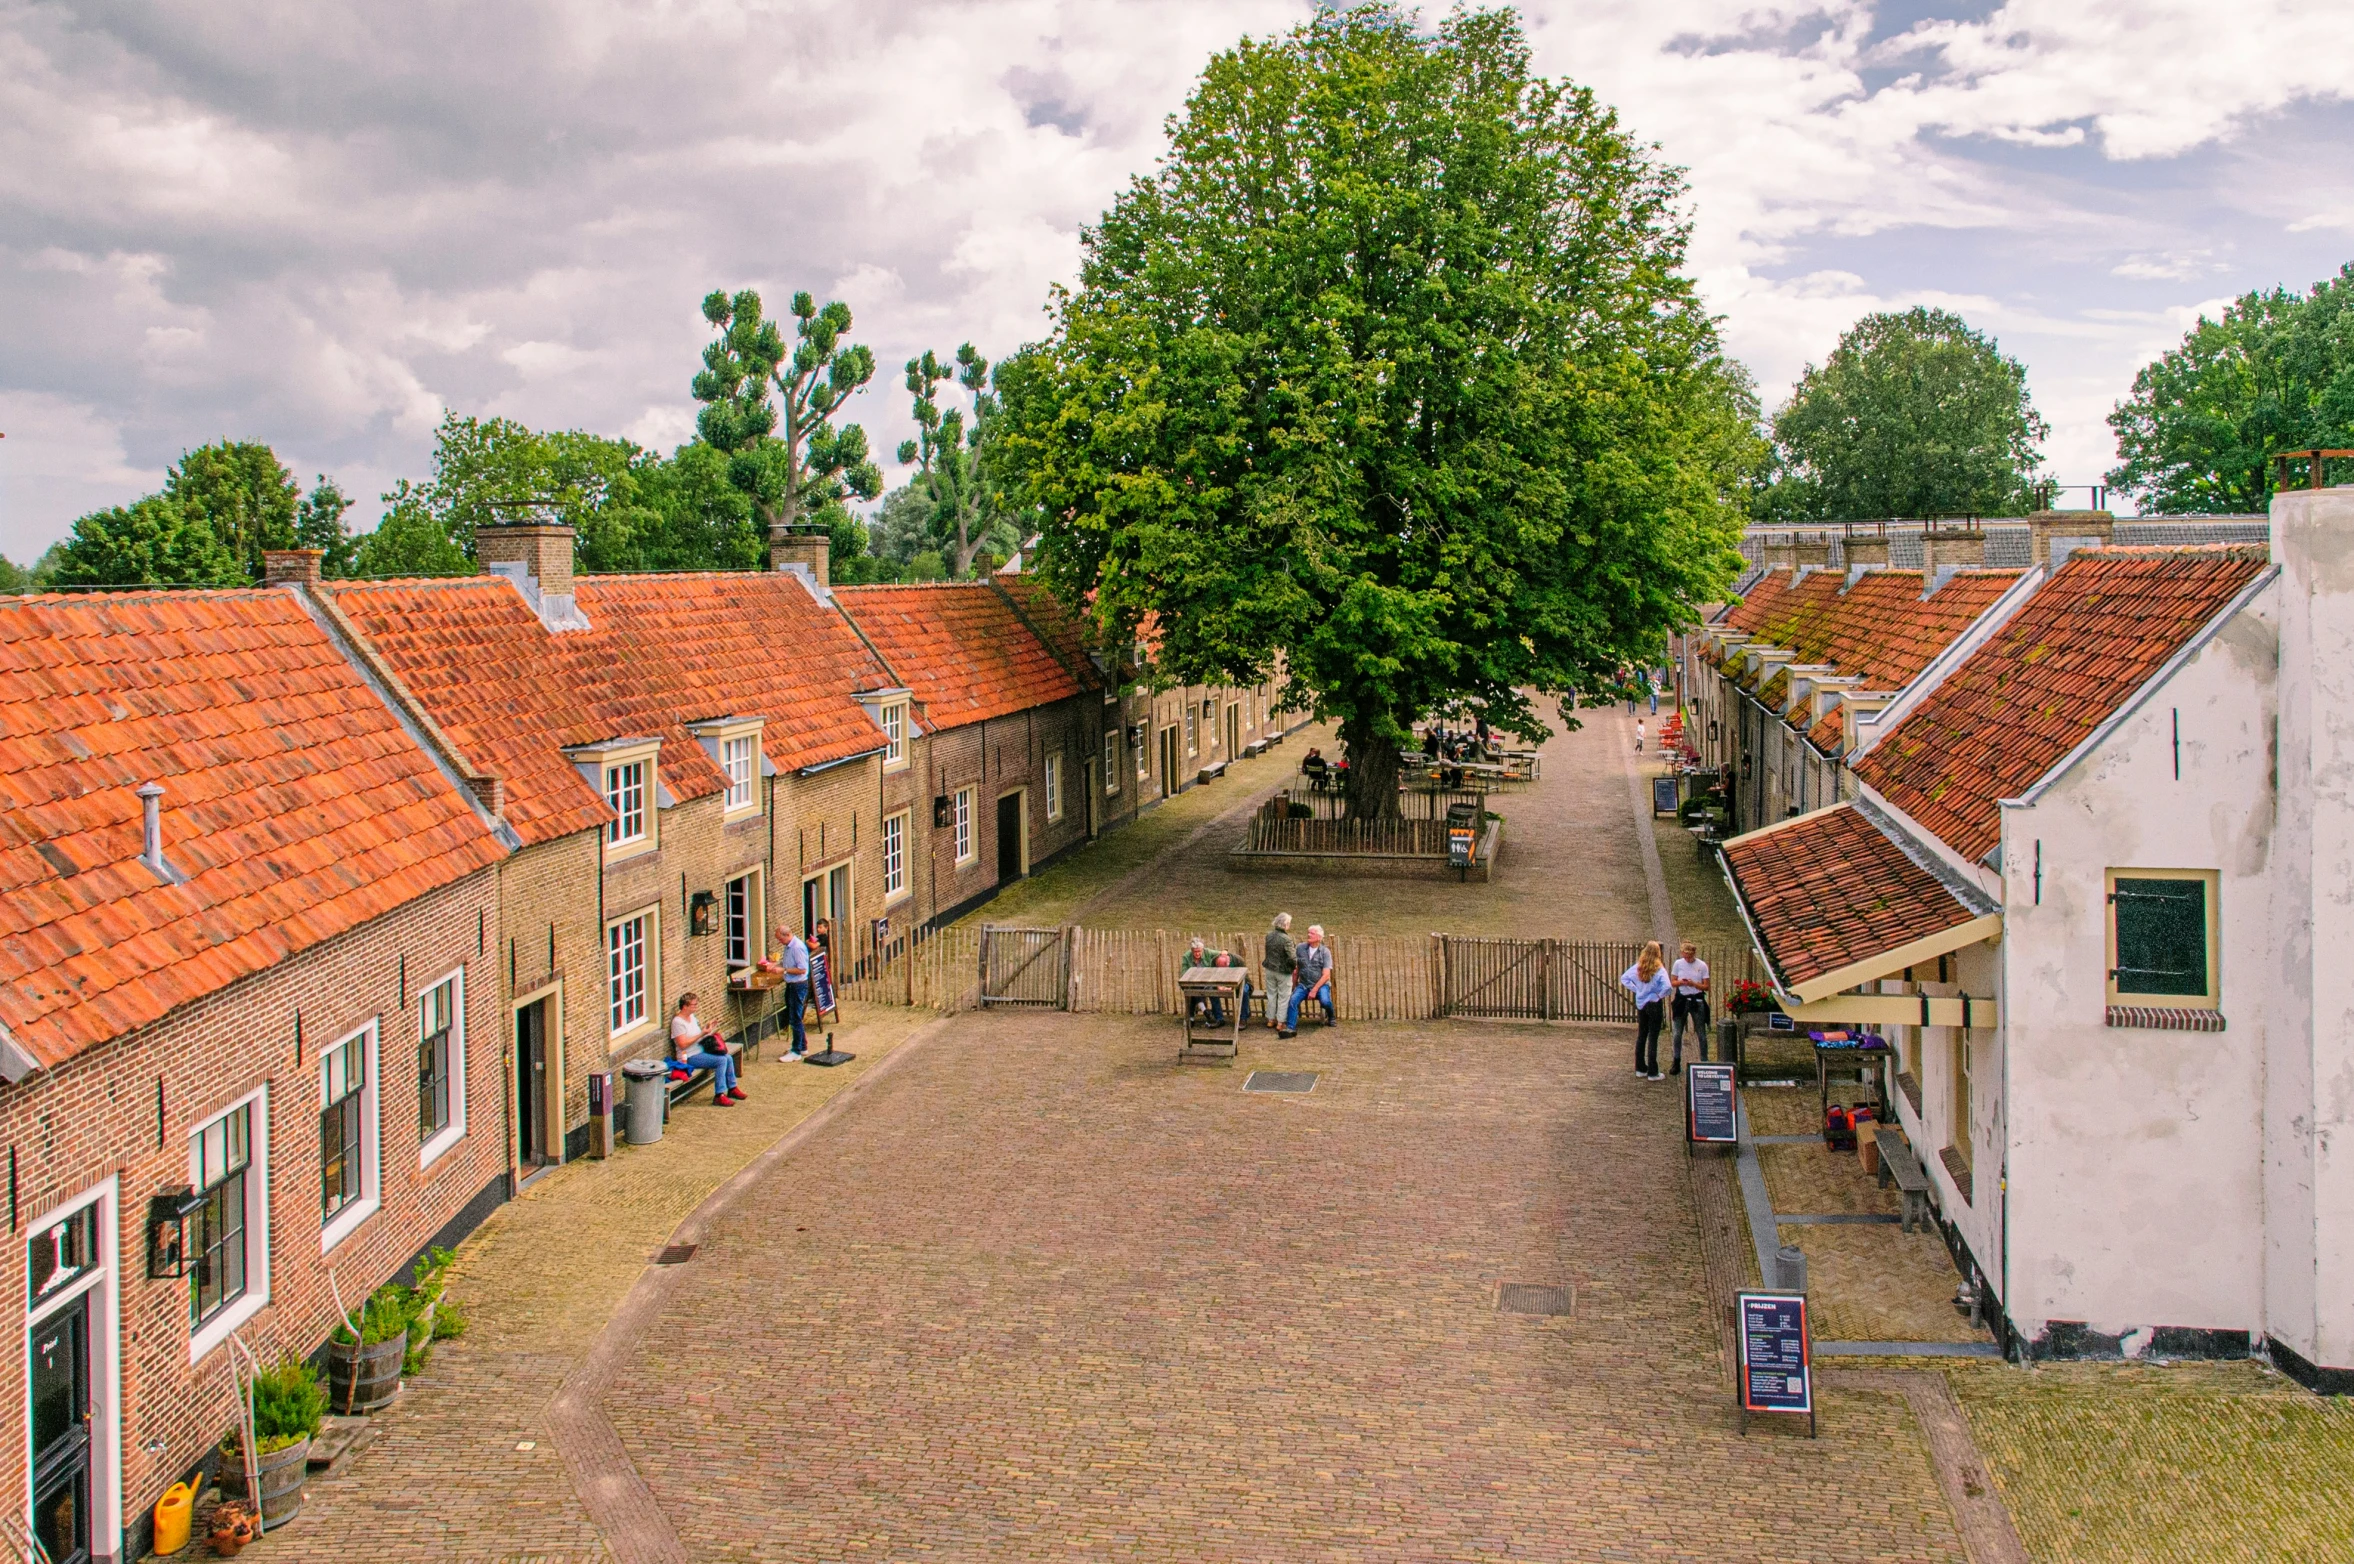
left=2116, top=879, right=2208, bottom=996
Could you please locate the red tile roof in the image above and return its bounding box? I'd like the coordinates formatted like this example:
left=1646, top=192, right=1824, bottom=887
left=1856, top=547, right=2270, bottom=864
left=1807, top=704, right=1845, bottom=752
left=836, top=583, right=1087, bottom=731
left=1723, top=567, right=2023, bottom=692
left=323, top=572, right=897, bottom=847
left=1722, top=804, right=1985, bottom=994
left=0, top=590, right=506, bottom=1069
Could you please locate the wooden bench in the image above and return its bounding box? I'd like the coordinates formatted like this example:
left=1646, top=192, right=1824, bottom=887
left=1243, top=739, right=1267, bottom=758
left=1197, top=761, right=1228, bottom=784
left=1874, top=1127, right=1933, bottom=1233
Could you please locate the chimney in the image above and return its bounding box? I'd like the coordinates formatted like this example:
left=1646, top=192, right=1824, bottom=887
left=477, top=522, right=590, bottom=632
left=134, top=781, right=182, bottom=883
left=263, top=549, right=323, bottom=586
left=2027, top=509, right=2114, bottom=568
left=465, top=774, right=506, bottom=819
left=1789, top=538, right=1833, bottom=567
left=1843, top=535, right=1891, bottom=567
left=1921, top=530, right=1987, bottom=571
left=771, top=525, right=830, bottom=591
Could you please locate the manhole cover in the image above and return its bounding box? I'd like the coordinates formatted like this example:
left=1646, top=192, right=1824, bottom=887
left=653, top=1244, right=697, bottom=1266
left=1499, top=1283, right=1573, bottom=1316
left=1244, top=1071, right=1318, bottom=1094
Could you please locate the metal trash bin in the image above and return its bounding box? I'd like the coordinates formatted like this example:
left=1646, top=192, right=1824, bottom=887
left=1775, top=1243, right=1808, bottom=1294
left=620, top=1059, right=669, bottom=1146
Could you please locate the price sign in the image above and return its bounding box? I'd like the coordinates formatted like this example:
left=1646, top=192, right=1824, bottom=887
left=1737, top=1291, right=1814, bottom=1437
left=1686, top=1061, right=1737, bottom=1146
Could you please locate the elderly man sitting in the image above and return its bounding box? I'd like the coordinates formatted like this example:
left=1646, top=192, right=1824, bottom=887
left=1281, top=925, right=1338, bottom=1036
left=1182, top=936, right=1244, bottom=1025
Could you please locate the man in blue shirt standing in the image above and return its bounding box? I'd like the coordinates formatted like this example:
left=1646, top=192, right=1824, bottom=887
left=774, top=923, right=811, bottom=1059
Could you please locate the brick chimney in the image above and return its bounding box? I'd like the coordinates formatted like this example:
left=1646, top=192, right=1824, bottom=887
left=2027, top=509, right=2114, bottom=567
left=478, top=523, right=590, bottom=632
left=263, top=549, right=323, bottom=586
left=1843, top=535, right=1891, bottom=566
left=771, top=525, right=830, bottom=590
left=1921, top=530, right=1987, bottom=571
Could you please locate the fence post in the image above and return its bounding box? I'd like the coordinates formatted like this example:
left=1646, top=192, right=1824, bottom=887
left=1540, top=939, right=1555, bottom=1022
left=1430, top=932, right=1448, bottom=1019
left=1062, top=925, right=1078, bottom=1011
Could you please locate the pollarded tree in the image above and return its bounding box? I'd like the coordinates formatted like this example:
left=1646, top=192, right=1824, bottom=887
left=997, top=4, right=1758, bottom=819
left=1761, top=308, right=2047, bottom=522
left=693, top=288, right=884, bottom=562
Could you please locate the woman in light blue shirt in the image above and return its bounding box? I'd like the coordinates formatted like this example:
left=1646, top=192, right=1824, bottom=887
left=1621, top=941, right=1672, bottom=1080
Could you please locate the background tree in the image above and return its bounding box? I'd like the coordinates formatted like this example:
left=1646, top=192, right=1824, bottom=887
left=294, top=476, right=361, bottom=577
left=1758, top=307, right=2047, bottom=522
left=161, top=441, right=301, bottom=580
left=49, top=496, right=243, bottom=588
left=692, top=288, right=884, bottom=572
left=870, top=482, right=945, bottom=580
left=898, top=344, right=1018, bottom=576
left=2107, top=264, right=2354, bottom=513
left=997, top=4, right=1757, bottom=819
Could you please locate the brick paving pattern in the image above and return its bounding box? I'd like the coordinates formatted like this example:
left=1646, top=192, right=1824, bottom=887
left=603, top=1011, right=1970, bottom=1561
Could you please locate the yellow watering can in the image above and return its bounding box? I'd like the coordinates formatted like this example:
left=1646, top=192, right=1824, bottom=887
left=152, top=1480, right=195, bottom=1555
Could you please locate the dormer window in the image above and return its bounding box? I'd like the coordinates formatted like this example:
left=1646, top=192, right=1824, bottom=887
left=723, top=734, right=757, bottom=810
left=882, top=702, right=908, bottom=769
left=606, top=761, right=647, bottom=845
left=688, top=716, right=766, bottom=822
left=567, top=737, right=665, bottom=861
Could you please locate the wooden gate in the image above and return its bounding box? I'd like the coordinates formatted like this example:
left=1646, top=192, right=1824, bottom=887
left=979, top=924, right=1070, bottom=1008
left=1436, top=938, right=1749, bottom=1022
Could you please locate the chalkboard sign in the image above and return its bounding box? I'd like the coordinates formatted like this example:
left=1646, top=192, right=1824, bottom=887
left=1737, top=1291, right=1814, bottom=1437
left=1651, top=775, right=1680, bottom=815
left=1686, top=1062, right=1737, bottom=1146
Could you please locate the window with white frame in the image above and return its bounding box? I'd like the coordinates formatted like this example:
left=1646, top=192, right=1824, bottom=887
left=1046, top=755, right=1063, bottom=821
left=606, top=759, right=647, bottom=845
left=954, top=788, right=974, bottom=864
left=190, top=1100, right=256, bottom=1330
left=882, top=811, right=908, bottom=899
left=608, top=909, right=654, bottom=1035
left=1136, top=729, right=1149, bottom=781
left=722, top=733, right=758, bottom=812
left=319, top=1023, right=379, bottom=1248
left=882, top=702, right=908, bottom=769
left=418, top=973, right=464, bottom=1161
left=1104, top=731, right=1119, bottom=794
left=1185, top=709, right=1197, bottom=756
left=724, top=871, right=758, bottom=968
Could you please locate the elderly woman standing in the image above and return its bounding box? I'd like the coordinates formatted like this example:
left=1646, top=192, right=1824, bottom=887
left=1620, top=940, right=1672, bottom=1080
left=1262, top=913, right=1297, bottom=1030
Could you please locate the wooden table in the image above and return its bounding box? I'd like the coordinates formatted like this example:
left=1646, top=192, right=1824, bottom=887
left=1178, top=968, right=1247, bottom=1064
left=1815, top=1041, right=1893, bottom=1121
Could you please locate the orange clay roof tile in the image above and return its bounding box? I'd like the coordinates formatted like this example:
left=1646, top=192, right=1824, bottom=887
left=1856, top=547, right=2270, bottom=864
left=1722, top=804, right=1982, bottom=990
left=1725, top=567, right=2024, bottom=692
left=835, top=583, right=1088, bottom=730
left=0, top=589, right=507, bottom=1069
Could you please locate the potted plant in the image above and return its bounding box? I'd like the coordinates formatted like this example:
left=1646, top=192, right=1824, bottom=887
left=326, top=1287, right=413, bottom=1414
left=208, top=1499, right=257, bottom=1556
left=221, top=1353, right=325, bottom=1530
left=1727, top=978, right=1782, bottom=1024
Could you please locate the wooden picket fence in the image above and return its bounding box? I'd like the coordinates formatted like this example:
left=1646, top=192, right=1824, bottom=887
left=828, top=922, right=1756, bottom=1024
left=1241, top=815, right=1453, bottom=856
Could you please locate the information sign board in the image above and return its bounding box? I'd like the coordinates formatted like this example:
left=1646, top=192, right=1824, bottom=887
left=1651, top=774, right=1680, bottom=815
left=1736, top=1291, right=1814, bottom=1437
left=1448, top=825, right=1476, bottom=867
left=1686, top=1061, right=1737, bottom=1148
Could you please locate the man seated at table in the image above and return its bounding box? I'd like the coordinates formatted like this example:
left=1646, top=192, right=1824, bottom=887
left=1182, top=936, right=1244, bottom=1025
left=1301, top=748, right=1332, bottom=789
left=669, top=993, right=745, bottom=1106
left=1282, top=925, right=1337, bottom=1035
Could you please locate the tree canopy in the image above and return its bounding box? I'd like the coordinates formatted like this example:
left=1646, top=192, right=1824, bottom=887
left=49, top=441, right=314, bottom=588
left=898, top=345, right=1021, bottom=576
left=1757, top=307, right=2047, bottom=523
left=2107, top=264, right=2354, bottom=513
left=996, top=3, right=1758, bottom=817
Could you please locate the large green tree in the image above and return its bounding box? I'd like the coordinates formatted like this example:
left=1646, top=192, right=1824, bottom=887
left=1759, top=307, right=2047, bottom=523
left=50, top=440, right=328, bottom=587
left=161, top=441, right=300, bottom=579
left=2107, top=264, right=2354, bottom=513
left=692, top=289, right=884, bottom=571
left=997, top=4, right=1757, bottom=818
left=48, top=497, right=244, bottom=588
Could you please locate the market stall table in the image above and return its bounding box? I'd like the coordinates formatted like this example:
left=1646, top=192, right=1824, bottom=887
left=1178, top=967, right=1247, bottom=1064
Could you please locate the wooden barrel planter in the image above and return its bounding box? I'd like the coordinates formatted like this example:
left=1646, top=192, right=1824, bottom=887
left=326, top=1334, right=404, bottom=1415
left=223, top=1438, right=313, bottom=1531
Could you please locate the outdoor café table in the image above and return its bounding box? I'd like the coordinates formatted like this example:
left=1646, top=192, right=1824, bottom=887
left=1178, top=967, right=1247, bottom=1064
left=1814, top=1033, right=1893, bottom=1121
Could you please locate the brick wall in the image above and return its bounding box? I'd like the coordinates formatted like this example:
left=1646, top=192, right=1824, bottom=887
left=496, top=829, right=603, bottom=1155
left=0, top=865, right=505, bottom=1552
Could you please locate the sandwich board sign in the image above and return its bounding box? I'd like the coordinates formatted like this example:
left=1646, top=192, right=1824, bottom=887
left=1737, top=1291, right=1814, bottom=1437
left=1686, top=1061, right=1737, bottom=1152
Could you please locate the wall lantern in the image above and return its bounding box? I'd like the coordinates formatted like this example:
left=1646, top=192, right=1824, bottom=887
left=932, top=795, right=953, bottom=828
left=1708, top=721, right=1721, bottom=744
left=689, top=891, right=718, bottom=937
left=145, top=1188, right=205, bottom=1279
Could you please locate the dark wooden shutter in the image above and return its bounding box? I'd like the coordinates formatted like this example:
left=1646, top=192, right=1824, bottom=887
left=2113, top=879, right=2208, bottom=997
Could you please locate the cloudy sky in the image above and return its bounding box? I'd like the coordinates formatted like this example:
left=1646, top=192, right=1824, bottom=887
left=4, top=0, right=2352, bottom=560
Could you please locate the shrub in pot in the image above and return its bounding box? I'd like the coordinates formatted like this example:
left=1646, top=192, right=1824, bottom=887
left=222, top=1354, right=325, bottom=1530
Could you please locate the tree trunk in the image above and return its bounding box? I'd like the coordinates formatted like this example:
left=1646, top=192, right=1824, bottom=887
left=1340, top=715, right=1402, bottom=821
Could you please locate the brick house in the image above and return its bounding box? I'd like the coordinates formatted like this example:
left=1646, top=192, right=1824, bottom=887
left=294, top=529, right=901, bottom=1167
left=0, top=588, right=513, bottom=1562
left=1714, top=517, right=2354, bottom=1385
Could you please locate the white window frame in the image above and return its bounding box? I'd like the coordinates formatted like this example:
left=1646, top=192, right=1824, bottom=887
left=189, top=1087, right=270, bottom=1364
left=1185, top=709, right=1197, bottom=757
left=724, top=870, right=760, bottom=970
left=607, top=906, right=659, bottom=1039
left=319, top=1020, right=381, bottom=1254
left=882, top=702, right=909, bottom=770
left=1045, top=755, right=1063, bottom=821
left=1104, top=730, right=1120, bottom=794
left=1137, top=728, right=1150, bottom=781
left=418, top=967, right=468, bottom=1168
left=953, top=788, right=974, bottom=865
left=722, top=733, right=758, bottom=814
left=882, top=811, right=909, bottom=902
left=605, top=759, right=647, bottom=846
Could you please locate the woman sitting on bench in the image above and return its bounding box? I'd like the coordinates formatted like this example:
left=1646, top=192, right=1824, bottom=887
left=670, top=993, right=745, bottom=1106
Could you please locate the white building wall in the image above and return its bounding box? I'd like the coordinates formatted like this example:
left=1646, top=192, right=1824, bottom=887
left=1993, top=582, right=2278, bottom=1346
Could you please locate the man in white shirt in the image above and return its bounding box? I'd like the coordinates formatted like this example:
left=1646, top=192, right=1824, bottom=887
left=1669, top=942, right=1711, bottom=1074
left=774, top=924, right=811, bottom=1059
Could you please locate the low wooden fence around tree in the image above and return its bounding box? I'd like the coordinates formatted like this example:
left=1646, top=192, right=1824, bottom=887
left=827, top=920, right=1755, bottom=1024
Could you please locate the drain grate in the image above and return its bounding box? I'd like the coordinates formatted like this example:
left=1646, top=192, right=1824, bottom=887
left=653, top=1244, right=697, bottom=1266
left=1243, top=1071, right=1319, bottom=1094
left=1498, top=1283, right=1573, bottom=1316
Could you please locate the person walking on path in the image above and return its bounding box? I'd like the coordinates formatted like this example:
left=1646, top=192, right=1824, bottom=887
left=774, top=924, right=811, bottom=1059
left=1621, top=941, right=1671, bottom=1080
left=1262, top=914, right=1297, bottom=1030
left=1283, top=925, right=1337, bottom=1036
left=1634, top=719, right=1646, bottom=753
left=670, top=994, right=745, bottom=1105
left=1669, top=941, right=1712, bottom=1074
